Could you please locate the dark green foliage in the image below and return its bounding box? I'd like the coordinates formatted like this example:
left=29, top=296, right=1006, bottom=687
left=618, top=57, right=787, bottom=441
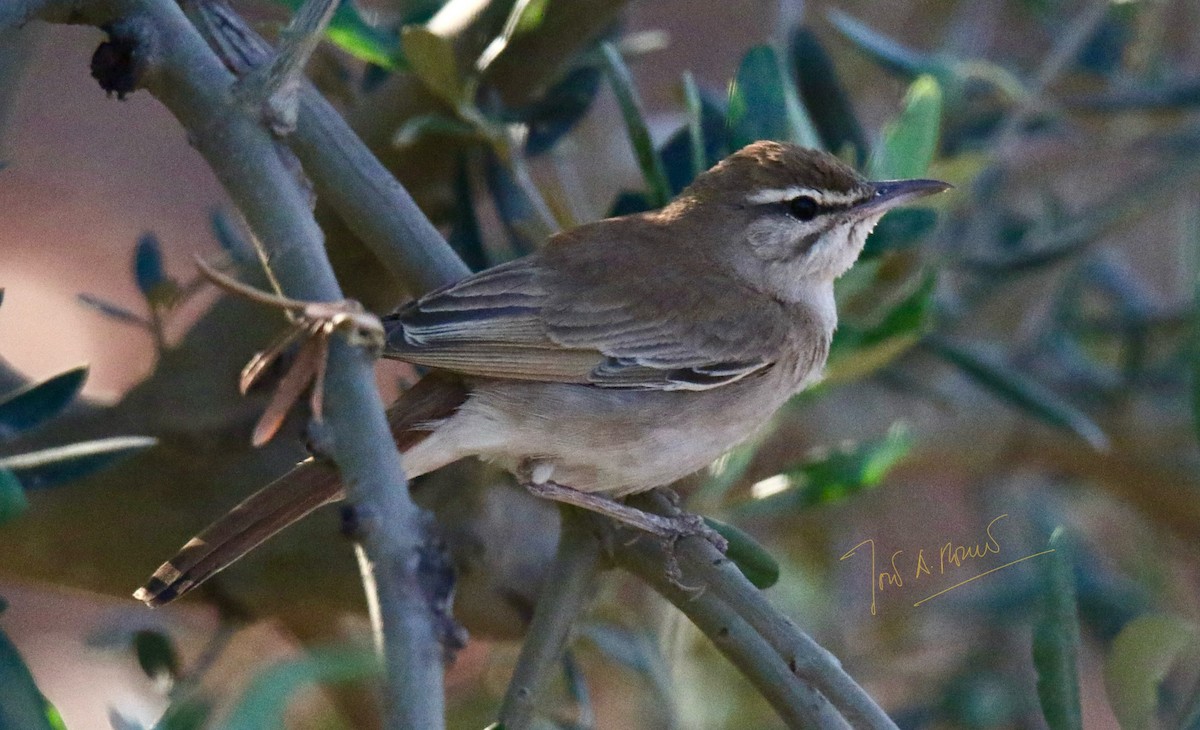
left=826, top=9, right=931, bottom=79
left=1032, top=529, right=1082, bottom=730
left=600, top=42, right=671, bottom=207
left=0, top=624, right=60, bottom=730
left=221, top=647, right=378, bottom=730
left=826, top=272, right=937, bottom=384
left=736, top=423, right=913, bottom=517
left=0, top=436, right=156, bottom=490
left=277, top=0, right=401, bottom=69
left=726, top=45, right=819, bottom=151
left=485, top=150, right=542, bottom=255
left=133, top=630, right=181, bottom=684
left=703, top=516, right=780, bottom=589
left=861, top=208, right=938, bottom=258
left=927, top=338, right=1108, bottom=450
left=790, top=27, right=867, bottom=164
left=0, top=468, right=26, bottom=525
left=521, top=63, right=602, bottom=156
left=133, top=233, right=167, bottom=298
left=447, top=157, right=490, bottom=271
left=659, top=87, right=727, bottom=194
left=0, top=366, right=87, bottom=439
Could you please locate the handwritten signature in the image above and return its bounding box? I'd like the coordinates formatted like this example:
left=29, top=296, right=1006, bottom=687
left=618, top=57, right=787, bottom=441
left=840, top=514, right=1054, bottom=615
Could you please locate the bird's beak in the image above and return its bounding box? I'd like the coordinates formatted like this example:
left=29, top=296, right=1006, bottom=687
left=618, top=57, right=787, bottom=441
left=855, top=178, right=952, bottom=216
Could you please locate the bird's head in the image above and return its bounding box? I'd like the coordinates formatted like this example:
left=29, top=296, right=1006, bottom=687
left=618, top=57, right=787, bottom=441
left=669, top=141, right=949, bottom=301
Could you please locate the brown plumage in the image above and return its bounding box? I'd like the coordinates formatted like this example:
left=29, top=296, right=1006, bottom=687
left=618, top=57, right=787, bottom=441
left=135, top=141, right=948, bottom=607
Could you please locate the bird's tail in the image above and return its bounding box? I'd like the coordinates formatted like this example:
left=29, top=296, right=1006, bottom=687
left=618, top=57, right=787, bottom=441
left=133, top=373, right=469, bottom=607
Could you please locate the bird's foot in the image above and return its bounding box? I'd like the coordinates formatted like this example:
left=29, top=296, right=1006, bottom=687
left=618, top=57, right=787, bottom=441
left=518, top=472, right=727, bottom=590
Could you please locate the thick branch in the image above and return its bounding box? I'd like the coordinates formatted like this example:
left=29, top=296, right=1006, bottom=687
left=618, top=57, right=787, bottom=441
left=184, top=0, right=470, bottom=296
left=626, top=493, right=899, bottom=730
left=17, top=0, right=447, bottom=725
left=614, top=536, right=848, bottom=729
left=497, top=507, right=602, bottom=729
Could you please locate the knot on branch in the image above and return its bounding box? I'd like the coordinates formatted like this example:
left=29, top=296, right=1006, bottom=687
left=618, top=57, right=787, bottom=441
left=91, top=23, right=149, bottom=100
left=417, top=518, right=468, bottom=661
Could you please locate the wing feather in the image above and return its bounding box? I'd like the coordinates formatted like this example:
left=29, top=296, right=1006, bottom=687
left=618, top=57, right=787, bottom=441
left=383, top=221, right=793, bottom=390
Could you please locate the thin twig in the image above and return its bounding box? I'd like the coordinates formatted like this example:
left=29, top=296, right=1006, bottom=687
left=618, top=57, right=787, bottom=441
left=232, top=0, right=338, bottom=134
left=17, top=0, right=449, bottom=726
left=498, top=507, right=603, bottom=729
left=991, top=0, right=1111, bottom=152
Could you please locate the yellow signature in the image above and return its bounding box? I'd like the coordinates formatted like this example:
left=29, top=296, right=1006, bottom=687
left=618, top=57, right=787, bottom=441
left=840, top=514, right=1054, bottom=615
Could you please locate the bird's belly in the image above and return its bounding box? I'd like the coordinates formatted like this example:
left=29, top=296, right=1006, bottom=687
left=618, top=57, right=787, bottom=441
left=448, top=373, right=803, bottom=495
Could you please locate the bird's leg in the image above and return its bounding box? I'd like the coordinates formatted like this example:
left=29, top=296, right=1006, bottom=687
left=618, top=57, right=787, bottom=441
left=523, top=479, right=697, bottom=539
left=518, top=465, right=728, bottom=570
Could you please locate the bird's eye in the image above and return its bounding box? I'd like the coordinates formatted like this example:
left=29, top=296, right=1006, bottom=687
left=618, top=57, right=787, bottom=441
left=785, top=196, right=819, bottom=222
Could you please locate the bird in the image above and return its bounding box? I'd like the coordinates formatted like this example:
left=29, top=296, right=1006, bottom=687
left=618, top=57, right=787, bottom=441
left=134, top=140, right=949, bottom=607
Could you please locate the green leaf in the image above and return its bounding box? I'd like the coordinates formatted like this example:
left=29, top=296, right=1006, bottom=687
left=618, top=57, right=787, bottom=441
left=221, top=647, right=378, bottom=730
left=737, top=423, right=914, bottom=516
left=869, top=74, right=942, bottom=180
left=77, top=293, right=150, bottom=327
left=727, top=45, right=820, bottom=151
left=861, top=207, right=938, bottom=259
left=1192, top=215, right=1200, bottom=446
left=0, top=436, right=157, bottom=490
left=825, top=10, right=933, bottom=78
left=1105, top=614, right=1200, bottom=730
left=0, top=468, right=27, bottom=525
left=600, top=42, right=671, bottom=208
left=44, top=701, right=65, bottom=730
left=522, top=63, right=602, bottom=156
left=210, top=209, right=256, bottom=263
left=108, top=708, right=147, bottom=730
left=133, top=233, right=167, bottom=298
left=150, top=696, right=212, bottom=730
left=401, top=25, right=464, bottom=106
left=927, top=338, right=1109, bottom=450
left=509, top=0, right=550, bottom=36
left=0, top=626, right=56, bottom=730
left=277, top=0, right=400, bottom=69
left=703, top=516, right=780, bottom=588
left=133, top=630, right=180, bottom=683
left=476, top=0, right=551, bottom=71
left=657, top=88, right=729, bottom=195
left=325, top=10, right=400, bottom=69
left=790, top=27, right=868, bottom=164
left=1032, top=528, right=1082, bottom=730
left=0, top=365, right=87, bottom=439
left=392, top=113, right=481, bottom=147
left=826, top=272, right=936, bottom=384
left=682, top=71, right=706, bottom=181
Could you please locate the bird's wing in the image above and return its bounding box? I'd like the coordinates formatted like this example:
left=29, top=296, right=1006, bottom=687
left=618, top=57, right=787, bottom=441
left=383, top=223, right=793, bottom=391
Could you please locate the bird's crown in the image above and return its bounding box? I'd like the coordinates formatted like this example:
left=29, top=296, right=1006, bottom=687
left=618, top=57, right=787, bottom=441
left=682, top=140, right=871, bottom=207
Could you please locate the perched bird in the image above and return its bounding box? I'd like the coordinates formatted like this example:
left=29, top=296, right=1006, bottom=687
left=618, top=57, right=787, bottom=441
left=135, top=141, right=949, bottom=606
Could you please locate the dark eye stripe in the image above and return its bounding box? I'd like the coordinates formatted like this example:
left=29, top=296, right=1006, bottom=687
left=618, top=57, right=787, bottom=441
left=763, top=197, right=855, bottom=220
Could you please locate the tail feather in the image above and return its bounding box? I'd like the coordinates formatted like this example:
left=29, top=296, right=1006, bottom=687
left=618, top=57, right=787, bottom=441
left=134, top=372, right=469, bottom=607
left=133, top=461, right=338, bottom=606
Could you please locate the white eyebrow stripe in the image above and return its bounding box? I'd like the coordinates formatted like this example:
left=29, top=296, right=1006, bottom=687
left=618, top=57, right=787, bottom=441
left=745, top=186, right=863, bottom=206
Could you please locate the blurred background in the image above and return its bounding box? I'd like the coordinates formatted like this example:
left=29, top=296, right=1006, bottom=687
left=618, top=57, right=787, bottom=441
left=1, top=0, right=1199, bottom=727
